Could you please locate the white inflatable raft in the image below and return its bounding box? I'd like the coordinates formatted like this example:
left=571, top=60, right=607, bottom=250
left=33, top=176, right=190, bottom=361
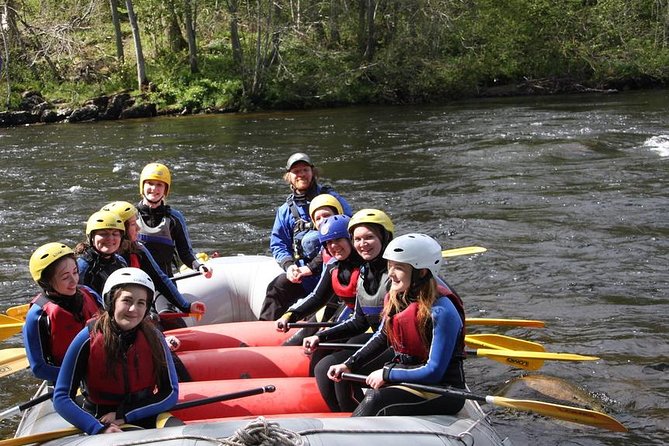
left=12, top=382, right=512, bottom=446
left=174, top=255, right=282, bottom=324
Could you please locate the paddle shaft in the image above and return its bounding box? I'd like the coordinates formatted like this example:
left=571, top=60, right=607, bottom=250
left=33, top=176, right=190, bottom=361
left=172, top=385, right=276, bottom=411
left=288, top=318, right=544, bottom=330
left=340, top=373, right=626, bottom=432
left=0, top=392, right=53, bottom=420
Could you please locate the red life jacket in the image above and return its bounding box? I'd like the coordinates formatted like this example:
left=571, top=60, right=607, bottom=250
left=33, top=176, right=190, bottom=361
left=322, top=248, right=333, bottom=264
left=85, top=326, right=157, bottom=406
left=331, top=266, right=360, bottom=309
left=31, top=288, right=101, bottom=366
left=128, top=252, right=141, bottom=268
left=389, top=285, right=466, bottom=362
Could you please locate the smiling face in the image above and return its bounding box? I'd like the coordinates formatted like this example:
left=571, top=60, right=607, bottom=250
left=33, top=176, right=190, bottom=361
left=325, top=237, right=352, bottom=261
left=142, top=180, right=167, bottom=204
left=92, top=229, right=122, bottom=255
left=125, top=215, right=140, bottom=242
left=112, top=285, right=149, bottom=331
left=312, top=207, right=335, bottom=229
left=49, top=257, right=79, bottom=296
left=287, top=162, right=313, bottom=193
left=387, top=260, right=413, bottom=293
left=352, top=225, right=383, bottom=261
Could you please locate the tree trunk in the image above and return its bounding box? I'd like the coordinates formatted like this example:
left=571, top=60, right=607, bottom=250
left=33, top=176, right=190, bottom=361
left=125, top=0, right=148, bottom=89
left=329, top=0, right=341, bottom=45
left=108, top=0, right=124, bottom=61
left=184, top=0, right=198, bottom=73
left=226, top=0, right=244, bottom=71
left=363, top=0, right=375, bottom=60
left=165, top=0, right=187, bottom=52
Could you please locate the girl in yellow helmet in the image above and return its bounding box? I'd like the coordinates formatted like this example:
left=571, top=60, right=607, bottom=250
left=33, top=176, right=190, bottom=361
left=136, top=163, right=210, bottom=329
left=24, top=242, right=103, bottom=383
left=75, top=210, right=128, bottom=295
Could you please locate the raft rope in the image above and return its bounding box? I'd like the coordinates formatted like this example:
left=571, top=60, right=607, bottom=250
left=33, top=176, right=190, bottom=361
left=110, top=417, right=305, bottom=446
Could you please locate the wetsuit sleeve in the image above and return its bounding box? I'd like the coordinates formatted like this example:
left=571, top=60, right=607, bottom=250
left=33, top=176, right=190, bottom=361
left=168, top=208, right=199, bottom=269
left=53, top=328, right=105, bottom=435
left=316, top=300, right=370, bottom=342
left=138, top=244, right=191, bottom=312
left=344, top=323, right=389, bottom=371
left=23, top=304, right=59, bottom=383
left=120, top=331, right=179, bottom=422
left=270, top=203, right=296, bottom=270
left=385, top=298, right=462, bottom=384
left=305, top=252, right=324, bottom=276
left=285, top=262, right=335, bottom=321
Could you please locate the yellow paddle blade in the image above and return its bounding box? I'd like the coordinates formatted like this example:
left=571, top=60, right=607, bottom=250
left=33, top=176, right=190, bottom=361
left=474, top=348, right=597, bottom=370
left=477, top=349, right=599, bottom=362
left=465, top=334, right=545, bottom=352
left=441, top=246, right=487, bottom=258
left=487, top=395, right=627, bottom=432
left=465, top=334, right=545, bottom=370
left=0, top=423, right=144, bottom=446
left=465, top=317, right=545, bottom=328
left=6, top=304, right=29, bottom=321
left=0, top=323, right=24, bottom=342
left=0, top=427, right=81, bottom=446
left=0, top=348, right=29, bottom=378
left=0, top=314, right=23, bottom=324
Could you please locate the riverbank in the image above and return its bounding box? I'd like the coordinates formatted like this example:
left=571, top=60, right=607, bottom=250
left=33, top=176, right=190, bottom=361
left=0, top=76, right=631, bottom=128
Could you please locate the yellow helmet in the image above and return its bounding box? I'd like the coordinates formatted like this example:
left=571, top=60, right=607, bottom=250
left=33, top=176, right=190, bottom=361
left=101, top=201, right=138, bottom=223
left=29, top=242, right=74, bottom=282
left=309, top=194, right=344, bottom=222
left=139, top=163, right=171, bottom=197
left=348, top=208, right=394, bottom=236
left=85, top=210, right=125, bottom=236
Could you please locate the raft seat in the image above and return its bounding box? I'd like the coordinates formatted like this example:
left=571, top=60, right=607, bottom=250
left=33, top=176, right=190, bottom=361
left=178, top=346, right=311, bottom=380
left=174, top=377, right=330, bottom=421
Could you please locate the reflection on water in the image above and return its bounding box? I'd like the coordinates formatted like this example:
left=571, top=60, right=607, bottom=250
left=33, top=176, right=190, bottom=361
left=0, top=91, right=667, bottom=444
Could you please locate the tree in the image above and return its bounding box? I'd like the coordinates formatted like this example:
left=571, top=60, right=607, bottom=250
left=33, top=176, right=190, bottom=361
left=109, top=0, right=124, bottom=61
left=184, top=0, right=198, bottom=73
left=125, top=0, right=148, bottom=89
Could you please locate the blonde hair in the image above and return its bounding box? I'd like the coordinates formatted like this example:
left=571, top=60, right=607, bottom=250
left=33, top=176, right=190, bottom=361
left=383, top=274, right=438, bottom=348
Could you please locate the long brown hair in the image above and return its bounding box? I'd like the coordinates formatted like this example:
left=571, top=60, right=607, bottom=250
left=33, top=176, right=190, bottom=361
left=383, top=274, right=438, bottom=349
left=94, top=288, right=166, bottom=382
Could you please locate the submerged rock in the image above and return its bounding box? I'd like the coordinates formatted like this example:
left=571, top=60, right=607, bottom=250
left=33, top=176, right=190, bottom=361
left=498, top=374, right=605, bottom=411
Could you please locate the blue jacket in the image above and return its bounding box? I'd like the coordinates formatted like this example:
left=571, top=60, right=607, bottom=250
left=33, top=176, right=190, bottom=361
left=269, top=184, right=352, bottom=271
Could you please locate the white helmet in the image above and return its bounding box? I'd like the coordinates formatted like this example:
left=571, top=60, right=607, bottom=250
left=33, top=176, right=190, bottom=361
left=383, top=233, right=442, bottom=279
left=102, top=267, right=155, bottom=312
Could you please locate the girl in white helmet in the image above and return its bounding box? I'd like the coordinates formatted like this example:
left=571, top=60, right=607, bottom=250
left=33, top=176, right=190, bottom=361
left=328, top=233, right=467, bottom=416
left=53, top=268, right=179, bottom=434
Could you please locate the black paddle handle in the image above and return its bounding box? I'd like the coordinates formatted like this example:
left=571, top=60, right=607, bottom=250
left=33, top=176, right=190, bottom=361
left=172, top=385, right=276, bottom=411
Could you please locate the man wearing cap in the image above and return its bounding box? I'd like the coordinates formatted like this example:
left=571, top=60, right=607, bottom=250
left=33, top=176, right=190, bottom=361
left=259, top=153, right=352, bottom=321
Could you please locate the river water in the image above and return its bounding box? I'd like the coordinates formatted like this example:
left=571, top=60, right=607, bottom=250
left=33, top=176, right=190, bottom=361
left=0, top=90, right=666, bottom=444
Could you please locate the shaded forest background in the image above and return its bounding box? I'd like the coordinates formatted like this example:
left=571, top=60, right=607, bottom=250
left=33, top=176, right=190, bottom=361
left=1, top=0, right=668, bottom=113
